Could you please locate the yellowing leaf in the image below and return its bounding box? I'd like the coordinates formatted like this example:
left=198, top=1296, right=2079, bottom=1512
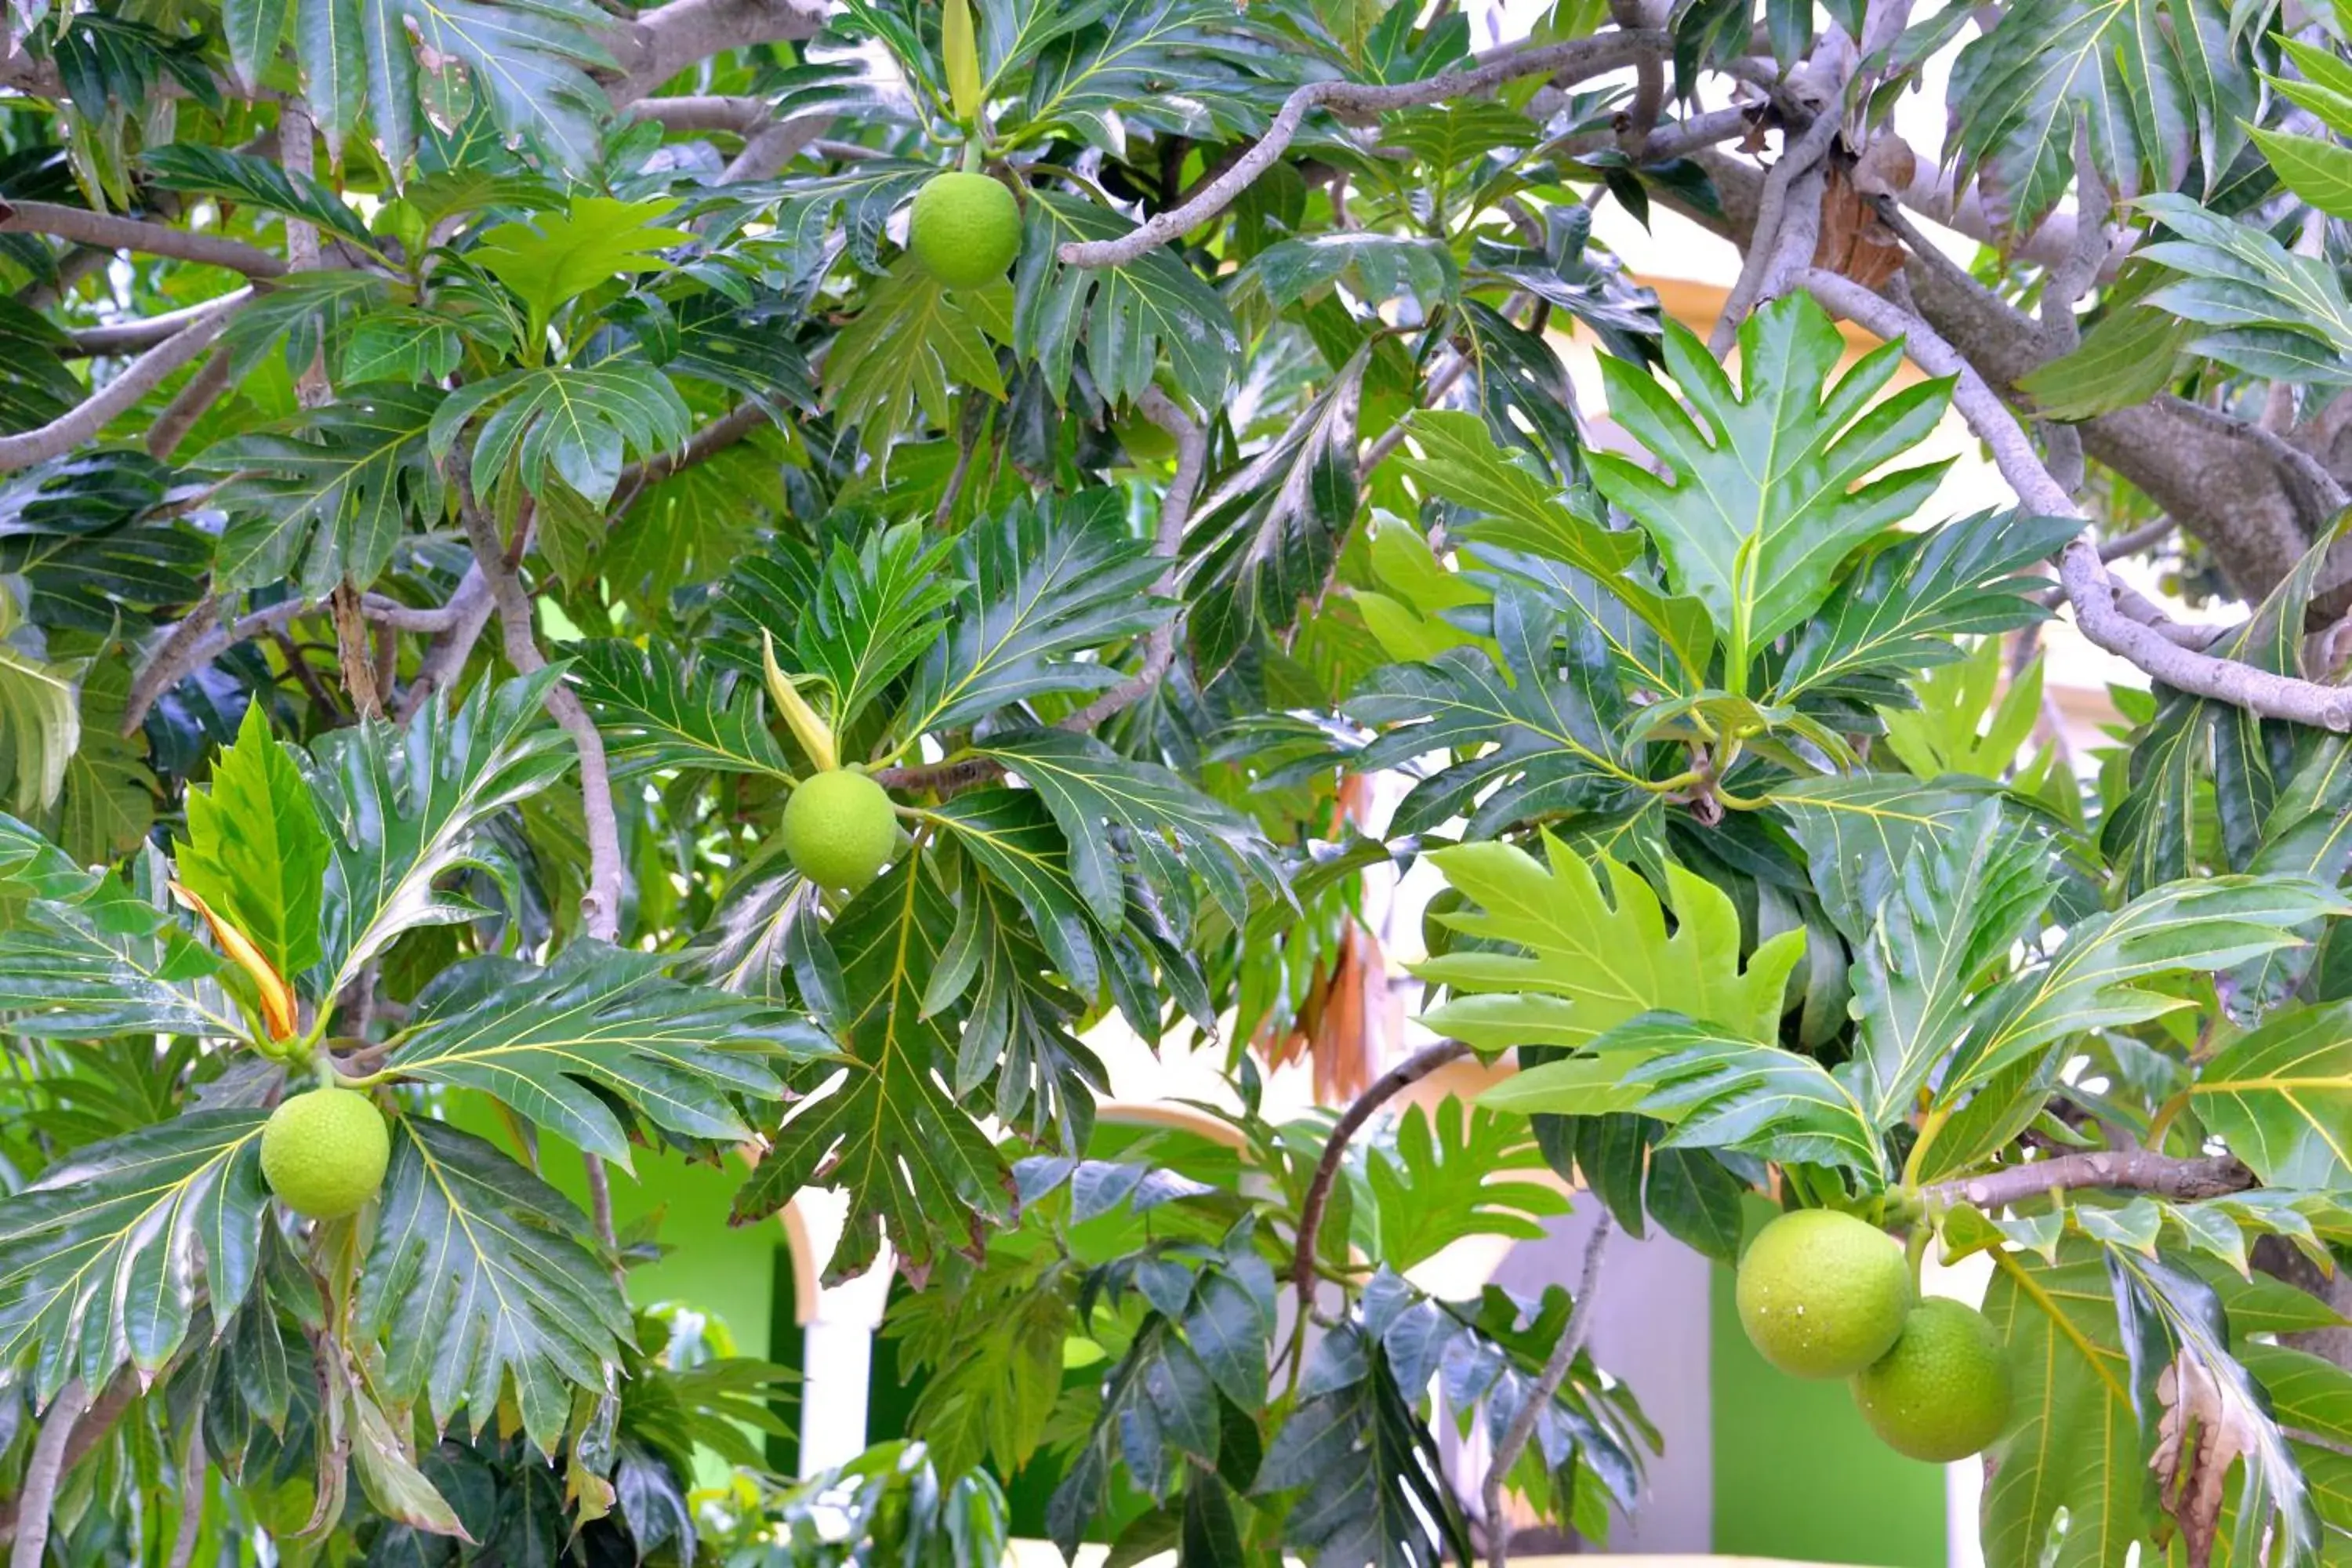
left=170, top=880, right=299, bottom=1042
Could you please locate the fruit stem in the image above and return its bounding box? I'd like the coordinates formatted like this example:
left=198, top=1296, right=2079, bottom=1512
left=1904, top=1221, right=1929, bottom=1289
left=960, top=140, right=984, bottom=176
left=313, top=1055, right=339, bottom=1091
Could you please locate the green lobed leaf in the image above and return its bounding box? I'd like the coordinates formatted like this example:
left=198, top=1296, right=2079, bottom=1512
left=383, top=940, right=825, bottom=1163
left=173, top=702, right=332, bottom=985
left=431, top=362, right=693, bottom=510
left=568, top=640, right=794, bottom=780
left=2197, top=1000, right=2352, bottom=1186
left=0, top=1109, right=270, bottom=1401
left=358, top=1114, right=631, bottom=1451
left=1589, top=294, right=1955, bottom=678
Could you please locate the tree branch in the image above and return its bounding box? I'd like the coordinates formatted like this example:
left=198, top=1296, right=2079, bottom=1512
left=453, top=462, right=626, bottom=942
left=1058, top=387, right=1205, bottom=733
left=1290, top=1040, right=1474, bottom=1341
left=0, top=202, right=285, bottom=278
left=1711, top=109, right=1839, bottom=354
left=0, top=294, right=245, bottom=473
left=7, top=1380, right=89, bottom=1568
left=394, top=568, right=498, bottom=722
left=1798, top=267, right=2352, bottom=732
left=1058, top=31, right=1669, bottom=269
left=1480, top=1213, right=1613, bottom=1568
left=624, top=93, right=769, bottom=132
left=1926, top=1150, right=2255, bottom=1210
left=601, top=0, right=827, bottom=108
left=146, top=351, right=233, bottom=459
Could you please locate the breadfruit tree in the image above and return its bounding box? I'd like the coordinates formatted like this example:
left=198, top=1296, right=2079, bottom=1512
left=2, top=0, right=2352, bottom=1561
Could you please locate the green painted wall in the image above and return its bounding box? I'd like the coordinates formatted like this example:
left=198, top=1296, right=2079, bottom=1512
left=1709, top=1201, right=1946, bottom=1567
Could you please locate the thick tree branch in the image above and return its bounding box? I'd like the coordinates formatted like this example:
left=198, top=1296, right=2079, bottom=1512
left=1290, top=1040, right=1474, bottom=1338
left=0, top=202, right=284, bottom=278
left=1480, top=1214, right=1613, bottom=1568
left=454, top=463, right=626, bottom=942
left=0, top=294, right=245, bottom=473
left=601, top=0, right=827, bottom=108
left=1799, top=267, right=2352, bottom=732
left=1058, top=31, right=1669, bottom=268
left=1926, top=1151, right=2255, bottom=1210
left=625, top=93, right=769, bottom=132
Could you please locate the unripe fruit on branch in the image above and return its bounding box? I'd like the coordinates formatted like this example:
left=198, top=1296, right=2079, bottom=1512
left=1852, top=1297, right=2014, bottom=1461
left=782, top=768, right=898, bottom=893
left=260, top=1087, right=390, bottom=1220
left=1734, top=1207, right=1913, bottom=1378
left=909, top=172, right=1021, bottom=289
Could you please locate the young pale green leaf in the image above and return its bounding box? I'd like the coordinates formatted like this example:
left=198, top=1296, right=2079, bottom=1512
left=173, top=702, right=332, bottom=986
left=1356, top=1096, right=1573, bottom=1272
left=0, top=1109, right=270, bottom=1402
left=472, top=198, right=692, bottom=332
left=358, top=1115, right=630, bottom=1452
left=568, top=641, right=795, bottom=780
left=1423, top=833, right=1805, bottom=1054
left=898, top=492, right=1166, bottom=739
left=1589, top=295, right=1954, bottom=677
left=306, top=670, right=575, bottom=1000
left=382, top=941, right=823, bottom=1163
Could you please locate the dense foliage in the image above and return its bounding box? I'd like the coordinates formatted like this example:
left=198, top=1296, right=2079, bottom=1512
left=5, top=0, right=2352, bottom=1562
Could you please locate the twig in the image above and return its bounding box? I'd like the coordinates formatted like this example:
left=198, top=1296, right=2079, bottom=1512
left=0, top=295, right=245, bottom=473
left=1058, top=387, right=1206, bottom=733
left=453, top=459, right=626, bottom=942
left=1925, top=1150, right=2254, bottom=1210
left=72, top=297, right=255, bottom=358
left=124, top=597, right=310, bottom=730
left=146, top=351, right=233, bottom=459
left=1289, top=1040, right=1474, bottom=1350
left=1057, top=31, right=1669, bottom=269
left=0, top=202, right=285, bottom=278
left=165, top=1428, right=206, bottom=1568
left=2100, top=515, right=2180, bottom=562
left=9, top=1379, right=89, bottom=1568
left=1711, top=108, right=1839, bottom=354
left=1480, top=1214, right=1613, bottom=1568
left=1798, top=267, right=2352, bottom=732
left=392, top=568, right=495, bottom=722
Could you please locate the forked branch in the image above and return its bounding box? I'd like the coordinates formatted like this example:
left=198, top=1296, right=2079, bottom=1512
left=1798, top=268, right=2352, bottom=733
left=1058, top=31, right=1670, bottom=268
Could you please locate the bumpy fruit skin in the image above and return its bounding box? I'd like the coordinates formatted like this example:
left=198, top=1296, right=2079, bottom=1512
left=782, top=768, right=899, bottom=892
left=909, top=172, right=1022, bottom=289
left=1735, top=1208, right=1913, bottom=1378
left=1853, top=1297, right=2014, bottom=1461
left=261, top=1088, right=390, bottom=1220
